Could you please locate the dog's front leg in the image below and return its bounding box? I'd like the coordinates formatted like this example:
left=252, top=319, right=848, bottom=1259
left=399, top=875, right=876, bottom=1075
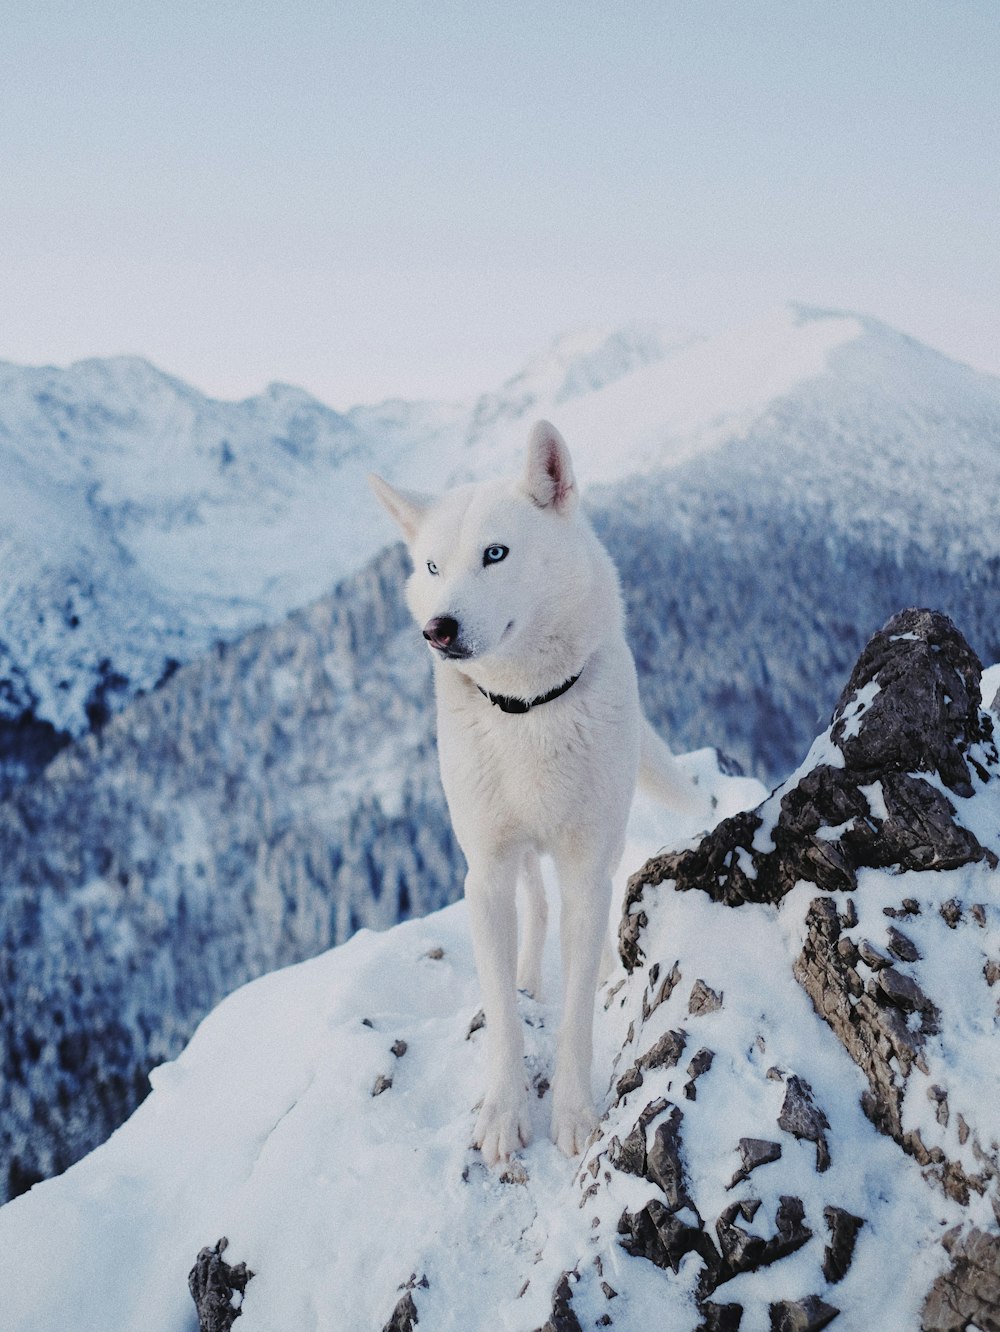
left=515, top=847, right=547, bottom=1000
left=550, top=853, right=614, bottom=1156
left=465, top=852, right=531, bottom=1164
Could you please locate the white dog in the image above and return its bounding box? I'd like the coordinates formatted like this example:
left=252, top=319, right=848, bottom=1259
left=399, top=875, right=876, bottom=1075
left=370, top=421, right=705, bottom=1163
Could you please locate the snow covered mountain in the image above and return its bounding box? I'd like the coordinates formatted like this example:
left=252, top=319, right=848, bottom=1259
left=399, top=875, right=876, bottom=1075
left=1, top=305, right=999, bottom=1203
left=1, top=614, right=997, bottom=1332
left=597, top=314, right=1000, bottom=777
left=5, top=302, right=996, bottom=788
left=8, top=303, right=999, bottom=793
left=0, top=321, right=683, bottom=789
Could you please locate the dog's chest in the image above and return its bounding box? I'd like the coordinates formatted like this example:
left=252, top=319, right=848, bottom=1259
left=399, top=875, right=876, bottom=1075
left=437, top=691, right=613, bottom=838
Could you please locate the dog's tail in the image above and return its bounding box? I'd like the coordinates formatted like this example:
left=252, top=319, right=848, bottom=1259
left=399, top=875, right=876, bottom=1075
left=638, top=718, right=711, bottom=819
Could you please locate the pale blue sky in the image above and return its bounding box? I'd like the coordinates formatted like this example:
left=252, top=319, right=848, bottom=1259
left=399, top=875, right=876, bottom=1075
left=2, top=0, right=998, bottom=405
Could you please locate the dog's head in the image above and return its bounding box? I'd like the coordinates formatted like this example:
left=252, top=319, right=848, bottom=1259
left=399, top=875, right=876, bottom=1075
left=369, top=420, right=582, bottom=669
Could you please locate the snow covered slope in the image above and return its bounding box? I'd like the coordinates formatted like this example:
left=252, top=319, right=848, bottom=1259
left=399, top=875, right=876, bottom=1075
left=0, top=753, right=761, bottom=1332
left=2, top=618, right=997, bottom=1331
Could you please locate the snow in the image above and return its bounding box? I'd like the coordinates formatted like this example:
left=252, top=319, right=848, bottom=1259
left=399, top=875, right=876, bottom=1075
left=0, top=754, right=757, bottom=1332
left=982, top=662, right=1000, bottom=714
left=3, top=724, right=997, bottom=1330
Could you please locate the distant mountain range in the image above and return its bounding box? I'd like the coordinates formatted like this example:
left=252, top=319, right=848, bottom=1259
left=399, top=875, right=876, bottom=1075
left=2, top=306, right=946, bottom=788
left=0, top=319, right=682, bottom=788
left=1, top=304, right=998, bottom=1199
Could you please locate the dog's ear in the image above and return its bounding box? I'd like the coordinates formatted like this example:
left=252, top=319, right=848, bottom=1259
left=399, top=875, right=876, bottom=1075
left=368, top=474, right=432, bottom=542
left=521, top=420, right=577, bottom=514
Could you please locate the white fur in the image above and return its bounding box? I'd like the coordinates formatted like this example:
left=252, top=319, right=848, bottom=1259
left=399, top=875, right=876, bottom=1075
left=369, top=421, right=706, bottom=1164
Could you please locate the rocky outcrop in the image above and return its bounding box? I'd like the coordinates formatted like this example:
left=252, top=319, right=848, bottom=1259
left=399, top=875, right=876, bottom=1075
left=601, top=610, right=1000, bottom=1328
left=621, top=608, right=997, bottom=966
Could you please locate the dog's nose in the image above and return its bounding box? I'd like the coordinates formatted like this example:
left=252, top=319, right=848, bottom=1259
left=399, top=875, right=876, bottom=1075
left=423, top=615, right=460, bottom=650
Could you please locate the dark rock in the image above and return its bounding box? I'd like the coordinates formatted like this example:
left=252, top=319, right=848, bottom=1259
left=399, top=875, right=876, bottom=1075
left=773, top=1196, right=812, bottom=1255
left=886, top=925, right=921, bottom=962
left=875, top=966, right=940, bottom=1032
left=715, top=1211, right=768, bottom=1277
left=615, top=1063, right=645, bottom=1099
left=685, top=1047, right=715, bottom=1100
left=857, top=939, right=892, bottom=970
left=391, top=1039, right=408, bottom=1057
left=188, top=1238, right=253, bottom=1332
left=618, top=1198, right=715, bottom=1276
left=607, top=1098, right=669, bottom=1178
left=615, top=1030, right=686, bottom=1102
left=608, top=1122, right=648, bottom=1178
left=728, top=1137, right=782, bottom=1187
left=534, top=1273, right=583, bottom=1332
left=830, top=609, right=988, bottom=794
left=642, top=1028, right=688, bottom=1070
left=645, top=1105, right=692, bottom=1211
left=372, top=1073, right=393, bottom=1096
left=688, top=1048, right=715, bottom=1079
left=940, top=899, right=964, bottom=929
left=643, top=960, right=683, bottom=1020
left=466, top=1009, right=485, bottom=1038
left=921, top=1227, right=1000, bottom=1331
left=697, top=1301, right=744, bottom=1331
left=619, top=611, right=997, bottom=949
left=714, top=1195, right=812, bottom=1288
left=382, top=1290, right=419, bottom=1332
left=769, top=1295, right=840, bottom=1331
left=777, top=1075, right=831, bottom=1172
left=689, top=980, right=724, bottom=1016
left=822, top=1206, right=864, bottom=1284
left=927, top=1085, right=950, bottom=1128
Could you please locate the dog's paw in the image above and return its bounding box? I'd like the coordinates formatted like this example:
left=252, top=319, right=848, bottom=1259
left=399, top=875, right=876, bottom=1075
left=473, top=1094, right=532, bottom=1165
left=549, top=1100, right=597, bottom=1158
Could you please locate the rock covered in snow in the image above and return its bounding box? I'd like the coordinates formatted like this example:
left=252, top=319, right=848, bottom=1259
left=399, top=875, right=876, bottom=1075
left=621, top=608, right=997, bottom=950
left=601, top=609, right=1000, bottom=1330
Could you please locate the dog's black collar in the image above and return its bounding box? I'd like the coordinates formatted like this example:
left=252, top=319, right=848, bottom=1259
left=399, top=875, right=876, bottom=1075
left=476, top=670, right=582, bottom=714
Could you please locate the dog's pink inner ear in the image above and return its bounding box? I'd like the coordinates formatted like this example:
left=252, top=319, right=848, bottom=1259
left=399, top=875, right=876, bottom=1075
left=525, top=420, right=577, bottom=513
left=545, top=441, right=573, bottom=508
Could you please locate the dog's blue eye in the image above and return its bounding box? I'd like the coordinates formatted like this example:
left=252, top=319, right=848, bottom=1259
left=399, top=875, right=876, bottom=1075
left=427, top=560, right=439, bottom=576
left=483, top=545, right=509, bottom=566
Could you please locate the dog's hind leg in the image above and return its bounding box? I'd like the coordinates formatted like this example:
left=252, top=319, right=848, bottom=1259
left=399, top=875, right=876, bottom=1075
left=466, top=849, right=532, bottom=1164
left=516, top=848, right=547, bottom=1000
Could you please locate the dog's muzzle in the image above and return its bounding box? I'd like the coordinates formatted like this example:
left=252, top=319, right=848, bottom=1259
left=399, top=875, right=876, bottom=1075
left=423, top=615, right=471, bottom=659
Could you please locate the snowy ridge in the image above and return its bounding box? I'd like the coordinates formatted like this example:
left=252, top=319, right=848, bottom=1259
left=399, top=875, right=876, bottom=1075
left=0, top=753, right=762, bottom=1331
left=2, top=655, right=998, bottom=1332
